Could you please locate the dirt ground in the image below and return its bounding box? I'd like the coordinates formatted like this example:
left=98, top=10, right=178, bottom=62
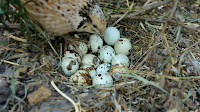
left=0, top=0, right=200, bottom=112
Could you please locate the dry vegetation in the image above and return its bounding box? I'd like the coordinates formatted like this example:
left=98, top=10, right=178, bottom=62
left=0, top=0, right=200, bottom=111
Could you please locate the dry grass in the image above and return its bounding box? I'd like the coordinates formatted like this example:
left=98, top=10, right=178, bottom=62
left=0, top=0, right=200, bottom=111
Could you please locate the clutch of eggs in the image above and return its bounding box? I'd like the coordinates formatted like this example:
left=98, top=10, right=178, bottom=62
left=61, top=27, right=131, bottom=88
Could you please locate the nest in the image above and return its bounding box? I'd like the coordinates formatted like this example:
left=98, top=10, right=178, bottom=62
left=0, top=0, right=200, bottom=111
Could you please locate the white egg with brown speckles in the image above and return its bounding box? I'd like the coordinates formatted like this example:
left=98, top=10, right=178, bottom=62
left=96, top=63, right=111, bottom=74
left=88, top=34, right=103, bottom=53
left=111, top=54, right=130, bottom=67
left=80, top=65, right=96, bottom=78
left=109, top=64, right=128, bottom=81
left=98, top=45, right=115, bottom=63
left=69, top=70, right=92, bottom=87
left=93, top=72, right=113, bottom=89
left=63, top=50, right=81, bottom=64
left=114, top=38, right=132, bottom=55
left=68, top=41, right=88, bottom=55
left=61, top=57, right=79, bottom=76
left=82, top=54, right=101, bottom=68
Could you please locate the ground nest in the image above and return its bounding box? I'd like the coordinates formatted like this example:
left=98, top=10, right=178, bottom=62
left=0, top=0, right=200, bottom=112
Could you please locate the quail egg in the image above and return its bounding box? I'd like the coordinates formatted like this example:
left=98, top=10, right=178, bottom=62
left=93, top=72, right=113, bottom=89
left=61, top=57, right=79, bottom=76
left=80, top=65, right=96, bottom=78
left=104, top=27, right=120, bottom=46
left=68, top=41, right=88, bottom=55
left=63, top=50, right=81, bottom=64
left=82, top=54, right=101, bottom=68
left=109, top=64, right=128, bottom=81
left=111, top=54, right=130, bottom=67
left=114, top=38, right=132, bottom=55
left=88, top=34, right=103, bottom=53
left=96, top=63, right=111, bottom=74
left=69, top=70, right=92, bottom=87
left=98, top=45, right=115, bottom=63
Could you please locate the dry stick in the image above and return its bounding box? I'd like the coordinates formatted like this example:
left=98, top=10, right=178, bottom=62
left=134, top=0, right=179, bottom=70
left=168, top=20, right=200, bottom=34
left=0, top=23, right=21, bottom=28
left=118, top=16, right=167, bottom=23
left=118, top=16, right=200, bottom=35
left=0, top=59, right=20, bottom=66
left=51, top=81, right=79, bottom=112
left=28, top=62, right=48, bottom=75
left=111, top=0, right=172, bottom=26
left=111, top=0, right=172, bottom=19
left=163, top=33, right=175, bottom=64
left=3, top=31, right=27, bottom=43
left=126, top=0, right=130, bottom=7
left=143, top=0, right=152, bottom=8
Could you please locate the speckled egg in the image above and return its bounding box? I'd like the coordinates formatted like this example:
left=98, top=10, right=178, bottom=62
left=88, top=34, right=103, bottom=53
left=61, top=57, right=79, bottom=76
left=98, top=45, right=115, bottom=63
left=68, top=41, right=88, bottom=55
left=80, top=65, right=96, bottom=78
left=109, top=64, right=128, bottom=81
left=93, top=72, right=113, bottom=89
left=96, top=63, right=111, bottom=74
left=69, top=70, right=92, bottom=87
left=82, top=54, right=101, bottom=68
left=111, top=54, right=130, bottom=67
left=114, top=38, right=132, bottom=55
left=63, top=50, right=81, bottom=64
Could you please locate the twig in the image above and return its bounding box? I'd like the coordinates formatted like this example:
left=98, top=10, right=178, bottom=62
left=115, top=16, right=167, bottom=23
left=114, top=16, right=200, bottom=34
left=28, top=62, right=48, bottom=75
left=168, top=20, right=200, bottom=34
left=143, top=0, right=152, bottom=8
left=111, top=0, right=172, bottom=19
left=0, top=59, right=20, bottom=66
left=3, top=31, right=27, bottom=43
left=0, top=23, right=21, bottom=28
left=163, top=33, right=175, bottom=64
left=51, top=80, right=79, bottom=112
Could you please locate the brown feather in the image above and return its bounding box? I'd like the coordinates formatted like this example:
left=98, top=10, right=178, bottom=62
left=21, top=0, right=107, bottom=35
